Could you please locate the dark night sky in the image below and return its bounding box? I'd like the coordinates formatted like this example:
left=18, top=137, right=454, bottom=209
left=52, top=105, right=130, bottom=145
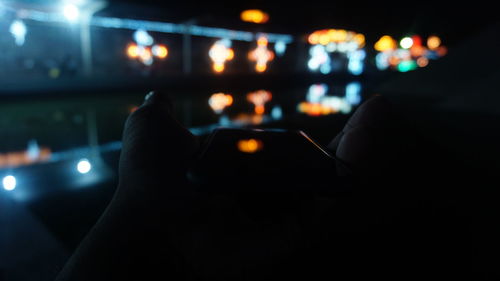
left=103, top=0, right=498, bottom=46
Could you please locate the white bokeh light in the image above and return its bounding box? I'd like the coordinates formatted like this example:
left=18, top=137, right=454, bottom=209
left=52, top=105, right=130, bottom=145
left=2, top=175, right=17, bottom=191
left=77, top=159, right=92, bottom=174
left=63, top=4, right=80, bottom=22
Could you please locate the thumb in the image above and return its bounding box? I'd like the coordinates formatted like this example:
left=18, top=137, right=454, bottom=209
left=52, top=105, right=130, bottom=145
left=118, top=91, right=199, bottom=189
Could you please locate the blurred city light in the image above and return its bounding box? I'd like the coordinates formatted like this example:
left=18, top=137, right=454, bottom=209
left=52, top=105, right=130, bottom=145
left=240, top=9, right=269, bottom=24
left=397, top=60, right=418, bottom=72
left=345, top=82, right=362, bottom=105
left=375, top=34, right=446, bottom=72
left=427, top=36, right=442, bottom=50
left=2, top=175, right=16, bottom=191
left=400, top=37, right=414, bottom=49
left=237, top=139, right=264, bottom=154
left=307, top=29, right=365, bottom=75
left=249, top=37, right=274, bottom=73
left=152, top=45, right=168, bottom=59
left=374, top=35, right=397, bottom=52
left=347, top=49, right=366, bottom=75
left=307, top=84, right=328, bottom=103
left=77, top=159, right=92, bottom=174
left=209, top=93, right=233, bottom=114
left=247, top=90, right=272, bottom=115
left=63, top=4, right=80, bottom=22
left=127, top=43, right=140, bottom=58
left=209, top=39, right=234, bottom=73
left=274, top=41, right=287, bottom=56
left=308, top=45, right=331, bottom=74
left=133, top=29, right=154, bottom=46
left=271, top=106, right=283, bottom=120
left=9, top=20, right=27, bottom=46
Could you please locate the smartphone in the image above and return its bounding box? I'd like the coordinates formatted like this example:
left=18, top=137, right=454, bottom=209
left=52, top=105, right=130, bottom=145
left=187, top=128, right=351, bottom=191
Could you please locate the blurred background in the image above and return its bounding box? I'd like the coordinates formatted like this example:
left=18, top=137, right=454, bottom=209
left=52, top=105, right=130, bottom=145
left=0, top=1, right=499, bottom=280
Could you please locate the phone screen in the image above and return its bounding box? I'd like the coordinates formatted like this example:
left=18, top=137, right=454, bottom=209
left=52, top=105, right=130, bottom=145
left=188, top=128, right=350, bottom=191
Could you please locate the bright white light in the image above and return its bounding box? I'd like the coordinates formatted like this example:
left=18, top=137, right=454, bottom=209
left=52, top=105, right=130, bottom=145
left=400, top=37, right=414, bottom=49
left=2, top=175, right=16, bottom=191
left=63, top=4, right=80, bottom=22
left=77, top=159, right=92, bottom=174
left=9, top=20, right=27, bottom=46
left=133, top=29, right=154, bottom=46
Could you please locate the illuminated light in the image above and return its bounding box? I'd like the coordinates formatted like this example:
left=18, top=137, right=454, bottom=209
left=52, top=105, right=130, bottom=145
left=237, top=139, right=264, bottom=154
left=375, top=35, right=397, bottom=52
left=274, top=41, right=287, bottom=56
left=427, top=36, right=441, bottom=50
left=354, top=33, right=366, bottom=48
left=330, top=29, right=348, bottom=42
left=389, top=56, right=401, bottom=66
left=411, top=35, right=423, bottom=47
left=397, top=60, right=418, bottom=72
left=209, top=93, right=233, bottom=114
left=213, top=63, right=225, bottom=73
left=134, top=29, right=154, bottom=46
left=2, top=175, right=16, bottom=191
left=308, top=45, right=331, bottom=74
left=77, top=159, right=92, bottom=174
left=209, top=39, right=234, bottom=73
left=255, top=64, right=267, bottom=73
left=63, top=4, right=80, bottom=22
left=227, top=48, right=234, bottom=60
left=347, top=49, right=366, bottom=75
left=240, top=9, right=269, bottom=24
left=307, top=84, right=328, bottom=103
left=319, top=33, right=330, bottom=45
left=375, top=52, right=391, bottom=70
left=9, top=20, right=27, bottom=46
left=326, top=42, right=337, bottom=52
left=308, top=33, right=320, bottom=45
left=436, top=46, right=448, bottom=57
left=127, top=44, right=140, bottom=58
left=410, top=45, right=425, bottom=57
left=255, top=105, right=265, bottom=115
left=271, top=106, right=283, bottom=120
left=249, top=37, right=274, bottom=73
left=139, top=48, right=153, bottom=65
left=417, top=57, right=429, bottom=67
left=152, top=45, right=168, bottom=59
left=400, top=37, right=414, bottom=49
left=345, top=82, right=362, bottom=105
left=247, top=90, right=272, bottom=115
left=257, top=37, right=268, bottom=46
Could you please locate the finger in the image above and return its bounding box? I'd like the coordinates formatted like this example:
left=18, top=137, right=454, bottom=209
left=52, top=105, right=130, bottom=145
left=119, top=91, right=199, bottom=187
left=328, top=96, right=407, bottom=174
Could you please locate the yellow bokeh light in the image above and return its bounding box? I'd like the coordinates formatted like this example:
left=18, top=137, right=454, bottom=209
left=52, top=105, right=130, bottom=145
left=237, top=139, right=263, bottom=154
left=152, top=45, right=168, bottom=59
left=127, top=44, right=139, bottom=58
left=241, top=9, right=269, bottom=24
left=427, top=36, right=441, bottom=50
left=375, top=35, right=397, bottom=52
left=255, top=64, right=267, bottom=73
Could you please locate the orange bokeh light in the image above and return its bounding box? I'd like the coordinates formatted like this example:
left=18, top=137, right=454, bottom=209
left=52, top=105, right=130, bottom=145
left=237, top=139, right=263, bottom=154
